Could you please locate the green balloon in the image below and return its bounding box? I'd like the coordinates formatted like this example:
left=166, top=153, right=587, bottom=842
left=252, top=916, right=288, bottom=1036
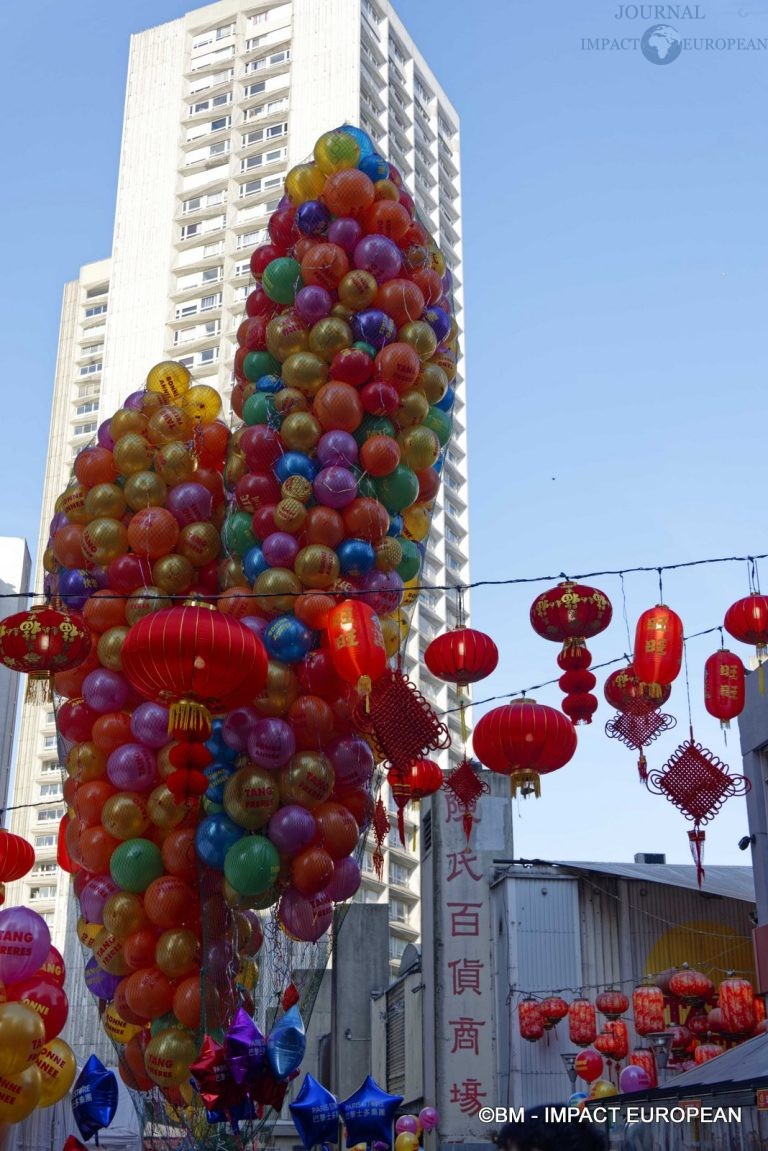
left=262, top=257, right=302, bottom=305
left=224, top=836, right=280, bottom=897
left=356, top=471, right=378, bottom=500
left=243, top=351, right=281, bottom=382
left=373, top=465, right=420, bottom=513
left=423, top=406, right=453, bottom=447
left=352, top=340, right=377, bottom=358
left=202, top=798, right=223, bottom=815
left=150, top=1013, right=178, bottom=1037
left=246, top=882, right=280, bottom=910
left=243, top=392, right=278, bottom=427
left=354, top=415, right=396, bottom=447
left=222, top=511, right=257, bottom=557
left=397, top=538, right=422, bottom=581
left=110, top=839, right=164, bottom=893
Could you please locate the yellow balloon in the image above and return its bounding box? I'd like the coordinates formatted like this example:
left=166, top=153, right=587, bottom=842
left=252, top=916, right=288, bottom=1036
left=102, top=1004, right=143, bottom=1045
left=223, top=766, right=280, bottom=831
left=84, top=483, right=127, bottom=522
left=380, top=615, right=409, bottom=657
left=294, top=545, right=340, bottom=589
left=338, top=270, right=378, bottom=311
left=144, top=1029, right=198, bottom=1087
left=273, top=497, right=308, bottom=534
left=0, top=1065, right=42, bottom=1123
left=280, top=411, right=322, bottom=453
left=35, top=1039, right=77, bottom=1107
left=273, top=387, right=310, bottom=418
left=155, top=929, right=200, bottom=980
left=93, top=928, right=131, bottom=976
left=266, top=315, right=309, bottom=362
left=308, top=317, right=353, bottom=362
left=589, top=1079, right=618, bottom=1099
left=125, top=586, right=171, bottom=626
left=253, top=568, right=302, bottom=615
left=176, top=522, right=221, bottom=566
left=399, top=426, right=440, bottom=470
left=237, top=958, right=260, bottom=991
left=253, top=660, right=300, bottom=717
left=152, top=554, right=194, bottom=596
left=281, top=475, right=313, bottom=504
left=395, top=390, right=430, bottom=429
left=113, top=433, right=155, bottom=476
left=81, top=517, right=129, bottom=566
left=282, top=352, right=328, bottom=398
left=375, top=538, right=403, bottom=572
left=401, top=577, right=421, bottom=607
left=110, top=408, right=148, bottom=441
left=146, top=405, right=194, bottom=446
left=67, top=742, right=107, bottom=782
left=399, top=320, right=438, bottom=362
left=147, top=784, right=193, bottom=830
left=417, top=362, right=449, bottom=405
left=154, top=441, right=197, bottom=485
left=314, top=129, right=361, bottom=174
left=181, top=384, right=222, bottom=426
left=402, top=504, right=431, bottom=542
left=77, top=918, right=102, bottom=948
left=102, top=793, right=150, bottom=841
left=123, top=469, right=168, bottom=511
left=103, top=892, right=149, bottom=940
left=97, top=626, right=129, bottom=672
left=285, top=162, right=326, bottom=205
left=395, top=1135, right=420, bottom=1151
left=218, top=556, right=246, bottom=590
left=58, top=483, right=89, bottom=524
left=146, top=360, right=191, bottom=401
left=0, top=1003, right=46, bottom=1076
left=278, top=752, right=334, bottom=809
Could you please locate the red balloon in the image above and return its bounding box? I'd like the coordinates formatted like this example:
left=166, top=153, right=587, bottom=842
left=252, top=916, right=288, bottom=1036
left=38, top=945, right=66, bottom=988
left=124, top=966, right=175, bottom=1021
left=291, top=847, right=335, bottom=897
left=237, top=315, right=269, bottom=350
left=250, top=243, right=282, bottom=278
left=107, top=555, right=153, bottom=595
left=8, top=976, right=69, bottom=1040
left=236, top=473, right=281, bottom=513
left=57, top=697, right=98, bottom=743
left=330, top=348, right=373, bottom=386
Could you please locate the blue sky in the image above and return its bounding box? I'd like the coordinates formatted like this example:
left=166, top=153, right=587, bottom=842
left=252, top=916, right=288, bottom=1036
left=2, top=0, right=767, bottom=864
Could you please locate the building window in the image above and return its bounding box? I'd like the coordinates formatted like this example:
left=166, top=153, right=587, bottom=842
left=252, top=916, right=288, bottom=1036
left=240, top=179, right=262, bottom=197
left=30, top=886, right=57, bottom=901
left=204, top=241, right=224, bottom=256
left=362, top=851, right=377, bottom=875
left=390, top=899, right=409, bottom=924
left=84, top=303, right=107, bottom=318
left=181, top=222, right=200, bottom=239
left=32, top=862, right=58, bottom=876
left=40, top=761, right=63, bottom=775
left=77, top=382, right=101, bottom=399
left=245, top=82, right=266, bottom=98
left=43, top=735, right=57, bottom=749
left=209, top=141, right=229, bottom=157
left=266, top=122, right=287, bottom=138
left=37, top=808, right=65, bottom=823
left=210, top=116, right=231, bottom=132
left=86, top=284, right=108, bottom=298
left=198, top=347, right=218, bottom=365
left=389, top=935, right=408, bottom=961
left=81, top=342, right=104, bottom=357
left=79, top=362, right=102, bottom=376
left=389, top=862, right=411, bottom=888
left=74, top=421, right=98, bottom=437
left=75, top=400, right=99, bottom=416
left=39, top=783, right=63, bottom=798
left=178, top=356, right=194, bottom=369
left=35, top=835, right=56, bottom=848
left=200, top=293, right=222, bottom=310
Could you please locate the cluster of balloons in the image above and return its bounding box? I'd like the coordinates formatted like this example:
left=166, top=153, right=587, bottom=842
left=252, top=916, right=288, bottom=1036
left=289, top=1071, right=440, bottom=1151
left=394, top=1107, right=441, bottom=1150
left=574, top=1047, right=652, bottom=1099
left=0, top=906, right=76, bottom=1123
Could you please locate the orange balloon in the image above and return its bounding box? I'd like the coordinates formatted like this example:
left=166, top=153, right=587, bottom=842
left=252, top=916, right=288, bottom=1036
left=54, top=648, right=101, bottom=700
left=304, top=506, right=345, bottom=547
left=411, top=266, right=444, bottom=305
left=124, top=967, right=175, bottom=1021
left=291, top=847, right=335, bottom=896
left=312, top=382, right=363, bottom=433
left=143, top=877, right=198, bottom=930
left=288, top=695, right=335, bottom=749
left=52, top=524, right=85, bottom=568
left=359, top=435, right=400, bottom=477
left=314, top=802, right=360, bottom=859
left=300, top=243, right=350, bottom=291
left=172, top=976, right=221, bottom=1031
left=363, top=200, right=412, bottom=242
left=217, top=586, right=262, bottom=620
left=374, top=342, right=423, bottom=392
left=92, top=711, right=134, bottom=754
left=123, top=929, right=160, bottom=972
left=294, top=593, right=335, bottom=629
left=119, top=1031, right=152, bottom=1091
left=161, top=829, right=197, bottom=883
left=375, top=281, right=426, bottom=329
left=342, top=498, right=390, bottom=543
left=126, top=507, right=179, bottom=560
left=79, top=826, right=120, bottom=874
left=75, top=780, right=117, bottom=826
left=321, top=169, right=375, bottom=219
left=74, top=446, right=117, bottom=487
left=66, top=741, right=107, bottom=782
left=84, top=589, right=127, bottom=633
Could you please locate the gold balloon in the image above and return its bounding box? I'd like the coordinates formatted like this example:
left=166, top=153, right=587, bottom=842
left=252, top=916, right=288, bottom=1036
left=113, top=433, right=155, bottom=476
left=253, top=568, right=302, bottom=615
left=402, top=504, right=431, bottom=542
left=97, top=626, right=129, bottom=671
left=418, top=362, right=449, bottom=404
left=0, top=1065, right=42, bottom=1123
left=267, top=315, right=309, bottom=362
left=176, top=522, right=221, bottom=566
left=375, top=538, right=403, bottom=571
left=374, top=178, right=400, bottom=201
left=399, top=320, right=438, bottom=362
left=253, top=660, right=299, bottom=717
left=146, top=360, right=191, bottom=401
left=152, top=554, right=194, bottom=596
left=81, top=517, right=129, bottom=566
left=380, top=615, right=408, bottom=657
left=589, top=1079, right=618, bottom=1099
left=110, top=408, right=148, bottom=441
left=93, top=928, right=132, bottom=976
left=58, top=483, right=89, bottom=524
left=399, top=426, right=440, bottom=470
left=139, top=391, right=166, bottom=416
left=42, top=548, right=56, bottom=574
left=218, top=556, right=246, bottom=590
left=145, top=1028, right=199, bottom=1087
left=123, top=469, right=168, bottom=511
left=35, top=1039, right=77, bottom=1107
left=154, top=441, right=197, bottom=485
left=401, top=577, right=421, bottom=607
left=285, top=162, right=326, bottom=205
left=282, top=352, right=328, bottom=399
left=294, top=545, right=340, bottom=589
left=395, top=390, right=430, bottom=429
left=77, top=917, right=102, bottom=948
left=125, top=586, right=171, bottom=626
left=155, top=929, right=200, bottom=979
left=147, top=784, right=193, bottom=829
left=281, top=475, right=313, bottom=504
left=338, top=270, right=378, bottom=311
left=432, top=348, right=457, bottom=383
left=102, top=1004, right=143, bottom=1045
left=330, top=303, right=354, bottom=321
left=84, top=483, right=127, bottom=522
left=0, top=1003, right=46, bottom=1076
left=273, top=387, right=309, bottom=417
left=280, top=411, right=322, bottom=453
left=236, top=958, right=260, bottom=991
left=278, top=751, right=334, bottom=809
left=308, top=317, right=353, bottom=362
left=103, top=892, right=149, bottom=940
left=181, top=384, right=222, bottom=426
left=146, top=405, right=194, bottom=446
left=273, top=498, right=307, bottom=534
left=224, top=454, right=247, bottom=487
left=223, top=766, right=280, bottom=831
left=67, top=742, right=107, bottom=782
left=102, top=793, right=150, bottom=841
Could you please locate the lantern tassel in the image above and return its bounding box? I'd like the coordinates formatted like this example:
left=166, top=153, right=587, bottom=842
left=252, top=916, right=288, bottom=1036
left=458, top=684, right=468, bottom=744
left=397, top=806, right=406, bottom=846
left=759, top=660, right=765, bottom=696
left=372, top=845, right=384, bottom=881
left=462, top=811, right=474, bottom=846
left=688, top=827, right=706, bottom=887
left=637, top=752, right=648, bottom=783
left=25, top=673, right=53, bottom=705
left=168, top=699, right=212, bottom=740
left=357, top=675, right=372, bottom=713
left=510, top=770, right=541, bottom=799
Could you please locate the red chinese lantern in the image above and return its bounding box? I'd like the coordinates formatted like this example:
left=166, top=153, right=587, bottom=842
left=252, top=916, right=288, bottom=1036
left=407, top=758, right=443, bottom=799
left=594, top=1030, right=618, bottom=1059
left=596, top=990, right=629, bottom=1019
left=0, top=830, right=35, bottom=903
left=472, top=699, right=577, bottom=798
left=718, top=975, right=756, bottom=1036
left=530, top=581, right=613, bottom=651
left=632, top=983, right=665, bottom=1036
left=685, top=1006, right=710, bottom=1038
left=633, top=605, right=684, bottom=697
left=327, top=599, right=387, bottom=699
left=540, top=997, right=569, bottom=1030
left=568, top=998, right=597, bottom=1047
left=724, top=594, right=768, bottom=661
left=669, top=1024, right=692, bottom=1055
left=518, top=999, right=545, bottom=1042
left=694, top=1043, right=725, bottom=1064
left=0, top=604, right=92, bottom=701
left=630, top=1048, right=657, bottom=1089
left=606, top=1019, right=628, bottom=1060
left=574, top=1048, right=603, bottom=1083
left=704, top=649, right=745, bottom=728
left=121, top=604, right=268, bottom=736
left=706, top=1007, right=724, bottom=1035
left=424, top=628, right=498, bottom=685
left=668, top=968, right=714, bottom=1004
left=604, top=665, right=670, bottom=716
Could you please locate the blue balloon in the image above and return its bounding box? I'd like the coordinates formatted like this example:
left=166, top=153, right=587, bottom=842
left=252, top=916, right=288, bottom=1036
left=257, top=373, right=283, bottom=394
left=339, top=124, right=375, bottom=158
left=264, top=615, right=315, bottom=663
left=267, top=1005, right=306, bottom=1079
left=58, top=568, right=99, bottom=610
left=337, top=538, right=376, bottom=578
left=290, top=1074, right=340, bottom=1149
left=244, top=546, right=269, bottom=583
left=274, top=452, right=318, bottom=483
left=358, top=153, right=390, bottom=182
left=435, top=386, right=455, bottom=412
left=72, top=1055, right=118, bottom=1142
left=339, top=1076, right=403, bottom=1147
left=423, top=305, right=452, bottom=343
left=387, top=515, right=404, bottom=538
left=195, top=812, right=244, bottom=868
left=204, top=762, right=236, bottom=804
left=296, top=200, right=331, bottom=236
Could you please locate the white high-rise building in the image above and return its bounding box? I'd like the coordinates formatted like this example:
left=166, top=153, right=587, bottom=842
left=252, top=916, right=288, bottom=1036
left=10, top=0, right=466, bottom=978
left=0, top=537, right=31, bottom=812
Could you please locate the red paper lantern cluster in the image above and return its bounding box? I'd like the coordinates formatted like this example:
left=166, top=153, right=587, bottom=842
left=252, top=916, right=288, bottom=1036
left=473, top=699, right=577, bottom=797
left=0, top=830, right=35, bottom=905
left=724, top=593, right=768, bottom=662
left=540, top=996, right=569, bottom=1029
left=530, top=581, right=612, bottom=726
left=694, top=1043, right=725, bottom=1064
left=0, top=604, right=92, bottom=701
left=704, top=649, right=745, bottom=728
left=668, top=967, right=714, bottom=1004
left=594, top=1019, right=628, bottom=1061
left=633, top=604, right=684, bottom=698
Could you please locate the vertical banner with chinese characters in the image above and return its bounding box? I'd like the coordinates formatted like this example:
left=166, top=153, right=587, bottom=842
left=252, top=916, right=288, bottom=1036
left=421, top=775, right=511, bottom=1142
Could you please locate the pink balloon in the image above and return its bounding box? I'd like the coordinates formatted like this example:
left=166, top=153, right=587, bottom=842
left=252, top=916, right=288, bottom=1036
left=0, top=906, right=51, bottom=983
left=222, top=706, right=260, bottom=753
left=79, top=875, right=119, bottom=922
left=618, top=1065, right=651, bottom=1093
left=261, top=532, right=301, bottom=569
left=419, top=1108, right=439, bottom=1132
left=166, top=482, right=213, bottom=527
left=313, top=466, right=358, bottom=509
left=130, top=701, right=170, bottom=748
left=247, top=717, right=295, bottom=769
left=329, top=737, right=374, bottom=789
left=107, top=742, right=158, bottom=792
left=82, top=668, right=131, bottom=713
left=396, top=1117, right=419, bottom=1135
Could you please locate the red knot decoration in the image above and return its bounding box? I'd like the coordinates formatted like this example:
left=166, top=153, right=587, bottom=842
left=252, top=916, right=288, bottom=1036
left=442, top=758, right=490, bottom=845
left=353, top=668, right=450, bottom=773
left=371, top=796, right=390, bottom=881
left=605, top=708, right=676, bottom=781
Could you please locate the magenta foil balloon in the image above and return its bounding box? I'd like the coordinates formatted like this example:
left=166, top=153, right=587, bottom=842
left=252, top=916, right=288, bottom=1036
left=267, top=805, right=317, bottom=855
left=0, top=907, right=51, bottom=983
left=295, top=285, right=333, bottom=325
left=262, top=532, right=301, bottom=569
left=166, top=482, right=213, bottom=527
left=222, top=706, right=260, bottom=753
left=313, top=466, right=357, bottom=509
left=107, top=743, right=158, bottom=792
left=353, top=234, right=403, bottom=282
left=130, top=701, right=170, bottom=749
left=82, top=669, right=131, bottom=714
left=247, top=717, right=296, bottom=769
left=359, top=569, right=404, bottom=615
left=79, top=875, right=119, bottom=923
left=317, top=431, right=358, bottom=469
left=327, top=217, right=362, bottom=254
left=278, top=887, right=333, bottom=943
left=329, top=737, right=375, bottom=789
left=325, top=856, right=361, bottom=902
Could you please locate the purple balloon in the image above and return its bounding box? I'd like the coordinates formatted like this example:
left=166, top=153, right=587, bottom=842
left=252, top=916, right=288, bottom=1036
left=396, top=1117, right=419, bottom=1135
left=324, top=856, right=361, bottom=902
left=0, top=907, right=51, bottom=983
left=84, top=956, right=122, bottom=1000
left=58, top=568, right=99, bottom=610
left=226, top=1007, right=267, bottom=1085
left=49, top=512, right=69, bottom=535
left=313, top=466, right=358, bottom=509
left=328, top=217, right=363, bottom=254
left=79, top=875, right=119, bottom=923
left=278, top=887, right=333, bottom=943
left=89, top=567, right=110, bottom=590
left=123, top=390, right=145, bottom=411
left=353, top=235, right=403, bottom=283
left=359, top=569, right=404, bottom=615
left=329, top=737, right=375, bottom=789
left=247, top=717, right=295, bottom=769
left=619, top=1066, right=652, bottom=1093
left=222, top=706, right=260, bottom=753
left=424, top=306, right=452, bottom=343
left=295, top=285, right=333, bottom=325
left=317, top=430, right=359, bottom=469
left=267, top=805, right=317, bottom=855
left=130, top=701, right=170, bottom=749
left=240, top=615, right=269, bottom=642
left=295, top=200, right=331, bottom=236
left=107, top=743, right=158, bottom=792
left=262, top=532, right=301, bottom=569
left=419, top=1107, right=440, bottom=1132
left=166, top=482, right=213, bottom=527
left=82, top=669, right=131, bottom=714
left=97, top=421, right=115, bottom=450
left=351, top=309, right=398, bottom=349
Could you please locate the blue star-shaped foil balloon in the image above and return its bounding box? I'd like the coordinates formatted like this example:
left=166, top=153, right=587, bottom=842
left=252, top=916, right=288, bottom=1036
left=339, top=1076, right=403, bottom=1147
left=290, top=1073, right=340, bottom=1148
left=267, top=1004, right=306, bottom=1079
left=71, top=1055, right=118, bottom=1142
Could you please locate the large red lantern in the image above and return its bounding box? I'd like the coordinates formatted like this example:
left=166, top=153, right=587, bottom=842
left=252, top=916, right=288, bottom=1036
left=540, top=996, right=569, bottom=1030
left=668, top=967, right=714, bottom=1004
left=694, top=1043, right=725, bottom=1064
left=530, top=581, right=612, bottom=650
left=704, top=649, right=745, bottom=728
left=327, top=599, right=387, bottom=698
left=568, top=998, right=597, bottom=1047
left=633, top=605, right=684, bottom=697
left=724, top=594, right=768, bottom=661
left=424, top=628, right=498, bottom=685
left=0, top=830, right=35, bottom=904
left=718, top=975, right=756, bottom=1036
left=121, top=604, right=268, bottom=736
left=596, top=990, right=629, bottom=1019
left=0, top=604, right=92, bottom=701
left=518, top=999, right=544, bottom=1042
left=632, top=984, right=665, bottom=1036
left=472, top=699, right=577, bottom=797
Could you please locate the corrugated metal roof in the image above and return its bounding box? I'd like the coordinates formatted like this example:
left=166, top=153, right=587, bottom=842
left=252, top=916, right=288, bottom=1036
left=557, top=861, right=755, bottom=902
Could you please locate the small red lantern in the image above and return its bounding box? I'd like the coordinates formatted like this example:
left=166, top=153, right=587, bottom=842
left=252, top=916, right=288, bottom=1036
left=633, top=605, right=684, bottom=697
left=632, top=984, right=665, bottom=1036
left=0, top=604, right=92, bottom=701
left=724, top=594, right=768, bottom=660
left=568, top=998, right=597, bottom=1047
left=718, top=975, right=756, bottom=1036
left=518, top=999, right=545, bottom=1042
left=606, top=1019, right=628, bottom=1060
left=540, top=996, right=569, bottom=1030
left=596, top=990, right=629, bottom=1019
left=407, top=758, right=443, bottom=799
left=559, top=668, right=598, bottom=726
left=604, top=666, right=670, bottom=716
left=574, top=1048, right=603, bottom=1083
left=530, top=581, right=613, bottom=651
left=704, top=649, right=745, bottom=728
left=685, top=1006, right=710, bottom=1038
left=630, top=1048, right=657, bottom=1089
left=594, top=1030, right=618, bottom=1059
left=0, top=830, right=35, bottom=906
left=327, top=599, right=388, bottom=699
left=694, top=1043, right=725, bottom=1065
left=706, top=1007, right=724, bottom=1034
left=424, top=628, right=498, bottom=685
left=669, top=1024, right=692, bottom=1055
left=473, top=699, right=577, bottom=797
left=668, top=967, right=714, bottom=1004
